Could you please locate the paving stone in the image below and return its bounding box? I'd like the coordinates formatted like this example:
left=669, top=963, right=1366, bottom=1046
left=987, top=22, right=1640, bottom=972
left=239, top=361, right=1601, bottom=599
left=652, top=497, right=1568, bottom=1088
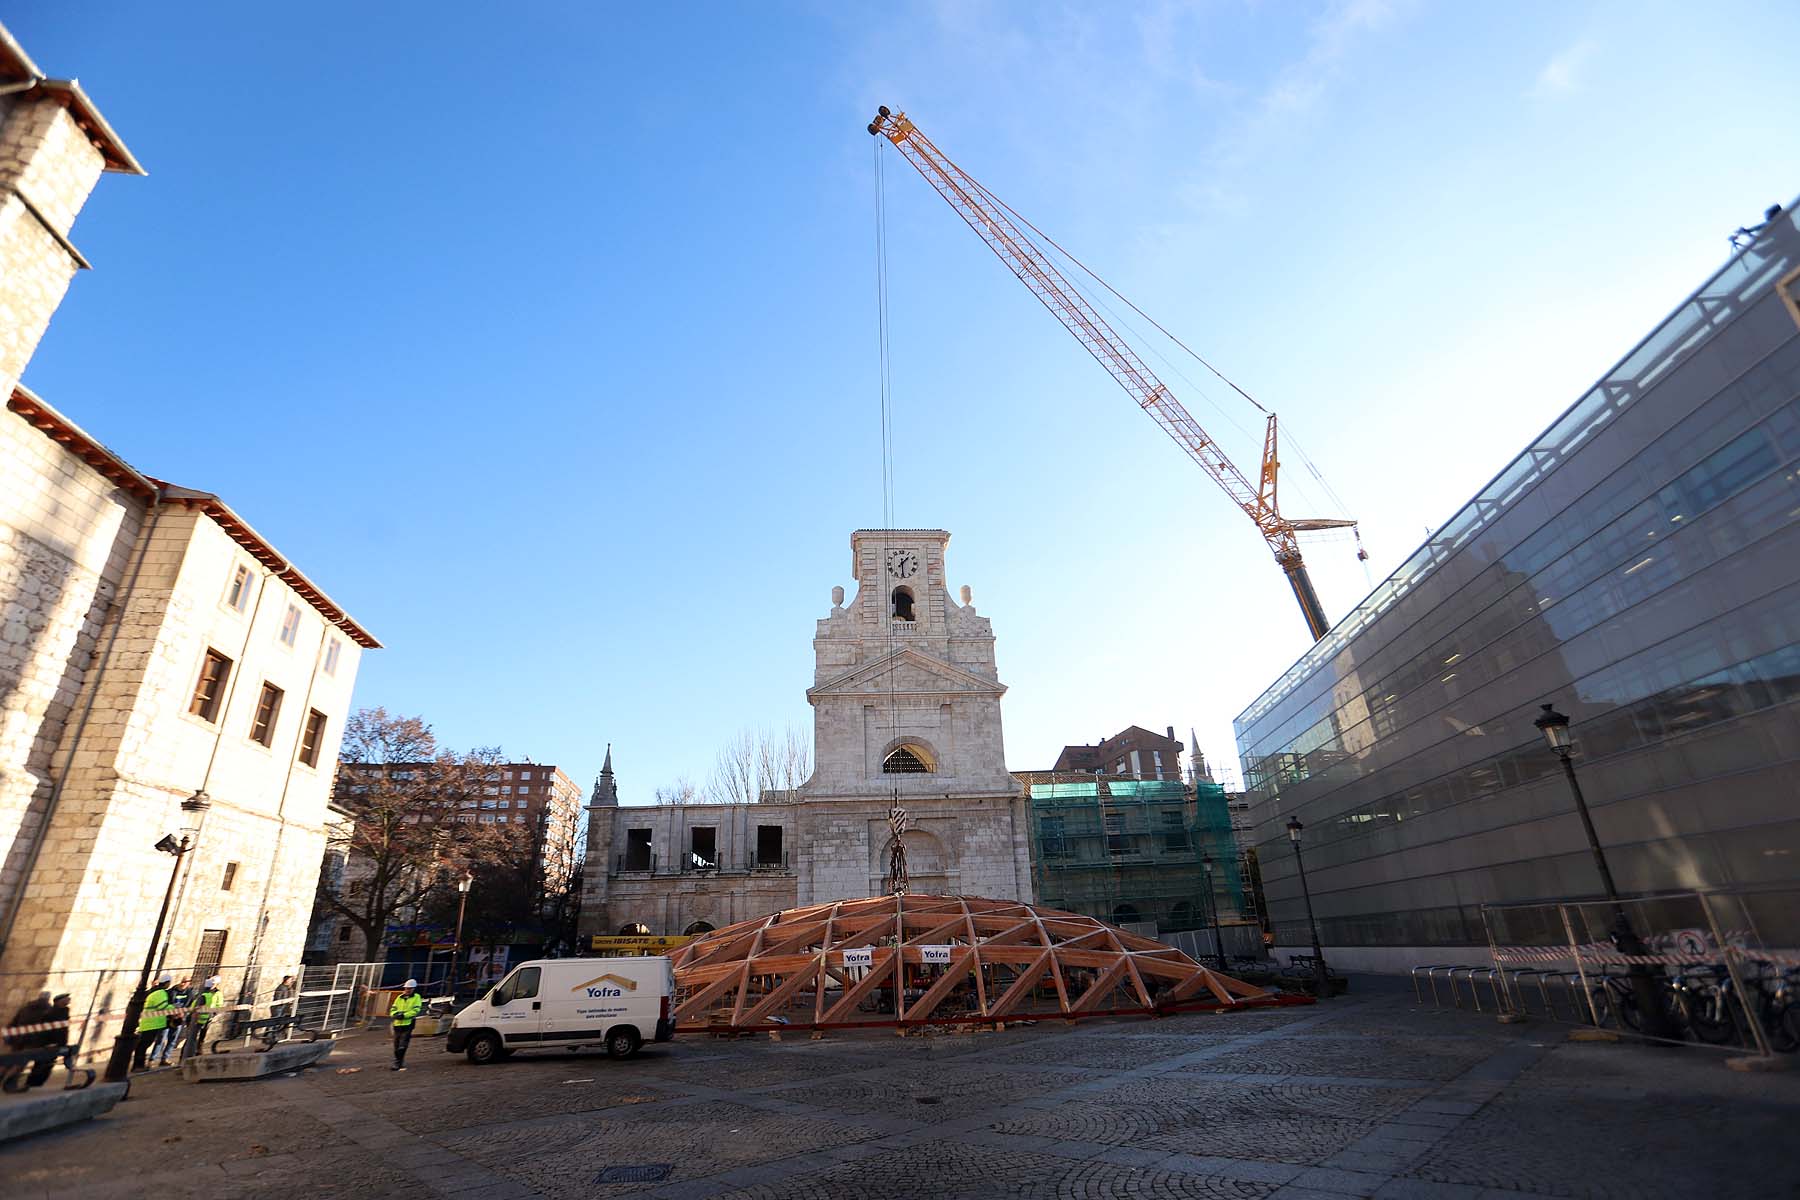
left=0, top=992, right=1793, bottom=1199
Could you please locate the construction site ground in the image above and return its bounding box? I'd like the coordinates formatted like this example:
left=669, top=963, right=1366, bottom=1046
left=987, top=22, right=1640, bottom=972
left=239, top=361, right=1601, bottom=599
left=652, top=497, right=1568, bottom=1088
left=4, top=978, right=1795, bottom=1200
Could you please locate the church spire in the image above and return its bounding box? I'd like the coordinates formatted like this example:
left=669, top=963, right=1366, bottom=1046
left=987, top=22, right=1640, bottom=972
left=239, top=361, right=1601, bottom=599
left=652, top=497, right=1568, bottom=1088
left=591, top=744, right=618, bottom=808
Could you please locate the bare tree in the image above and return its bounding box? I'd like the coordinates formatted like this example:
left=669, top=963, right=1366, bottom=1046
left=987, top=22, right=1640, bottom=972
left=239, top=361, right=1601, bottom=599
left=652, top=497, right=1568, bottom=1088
left=697, top=725, right=812, bottom=804
left=654, top=777, right=698, bottom=806
left=313, top=708, right=518, bottom=960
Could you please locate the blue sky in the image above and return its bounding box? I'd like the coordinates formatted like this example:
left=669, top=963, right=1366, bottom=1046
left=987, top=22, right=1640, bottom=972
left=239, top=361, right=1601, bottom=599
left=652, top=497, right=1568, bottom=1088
left=10, top=1, right=1799, bottom=800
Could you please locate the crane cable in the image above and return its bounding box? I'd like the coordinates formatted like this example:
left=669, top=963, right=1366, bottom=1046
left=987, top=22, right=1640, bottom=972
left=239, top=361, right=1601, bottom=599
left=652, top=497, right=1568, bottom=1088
left=966, top=168, right=1358, bottom=528
left=873, top=137, right=902, bottom=849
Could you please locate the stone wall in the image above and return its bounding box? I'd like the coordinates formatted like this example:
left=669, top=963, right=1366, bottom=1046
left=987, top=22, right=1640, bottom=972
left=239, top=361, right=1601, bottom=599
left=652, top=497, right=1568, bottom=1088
left=0, top=94, right=107, bottom=398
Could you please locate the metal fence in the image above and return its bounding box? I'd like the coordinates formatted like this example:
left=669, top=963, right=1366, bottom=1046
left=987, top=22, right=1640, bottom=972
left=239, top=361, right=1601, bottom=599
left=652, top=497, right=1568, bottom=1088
left=1470, top=887, right=1799, bottom=1058
left=0, top=959, right=395, bottom=1068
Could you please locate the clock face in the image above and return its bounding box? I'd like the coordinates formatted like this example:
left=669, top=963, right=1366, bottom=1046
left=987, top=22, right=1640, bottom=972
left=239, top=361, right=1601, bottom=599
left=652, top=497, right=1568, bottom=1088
left=886, top=549, right=919, bottom=579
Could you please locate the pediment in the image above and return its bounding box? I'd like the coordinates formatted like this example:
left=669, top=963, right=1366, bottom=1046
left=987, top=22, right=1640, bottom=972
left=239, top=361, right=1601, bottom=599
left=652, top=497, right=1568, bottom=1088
left=808, top=647, right=1005, bottom=700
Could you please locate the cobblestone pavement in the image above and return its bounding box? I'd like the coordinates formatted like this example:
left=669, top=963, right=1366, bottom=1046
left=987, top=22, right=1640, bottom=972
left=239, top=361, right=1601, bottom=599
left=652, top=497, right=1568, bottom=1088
left=4, top=986, right=1797, bottom=1199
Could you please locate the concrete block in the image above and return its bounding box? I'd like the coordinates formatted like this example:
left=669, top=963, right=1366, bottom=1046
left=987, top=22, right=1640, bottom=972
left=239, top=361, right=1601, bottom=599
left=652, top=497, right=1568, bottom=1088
left=181, top=1037, right=334, bottom=1082
left=0, top=1081, right=127, bottom=1144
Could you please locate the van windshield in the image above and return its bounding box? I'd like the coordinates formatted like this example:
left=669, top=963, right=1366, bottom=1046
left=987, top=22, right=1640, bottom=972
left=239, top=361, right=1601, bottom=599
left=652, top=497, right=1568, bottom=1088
left=491, top=966, right=540, bottom=1006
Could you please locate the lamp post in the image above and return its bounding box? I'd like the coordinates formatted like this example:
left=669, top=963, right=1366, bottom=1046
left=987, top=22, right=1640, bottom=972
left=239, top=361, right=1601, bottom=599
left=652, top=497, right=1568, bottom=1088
left=1201, top=853, right=1227, bottom=972
left=448, top=872, right=474, bottom=999
left=1533, top=704, right=1675, bottom=1038
left=1286, top=817, right=1329, bottom=1000
left=104, top=790, right=210, bottom=1084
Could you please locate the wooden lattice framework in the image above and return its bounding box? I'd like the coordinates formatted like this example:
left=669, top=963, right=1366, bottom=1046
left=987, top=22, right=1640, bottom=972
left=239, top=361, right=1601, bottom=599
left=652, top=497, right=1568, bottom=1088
left=667, top=894, right=1301, bottom=1032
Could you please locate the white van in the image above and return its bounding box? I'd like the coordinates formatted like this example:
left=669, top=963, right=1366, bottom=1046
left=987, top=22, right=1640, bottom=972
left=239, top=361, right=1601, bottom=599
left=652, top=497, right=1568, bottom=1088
left=446, top=957, right=677, bottom=1064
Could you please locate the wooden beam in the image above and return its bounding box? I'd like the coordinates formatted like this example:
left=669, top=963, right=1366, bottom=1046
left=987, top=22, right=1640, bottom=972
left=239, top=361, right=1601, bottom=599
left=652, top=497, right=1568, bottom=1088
left=1067, top=955, right=1129, bottom=1013
left=903, top=948, right=977, bottom=1024
left=986, top=948, right=1052, bottom=1017
left=740, top=960, right=822, bottom=1025
left=674, top=961, right=749, bottom=1023
left=821, top=948, right=898, bottom=1023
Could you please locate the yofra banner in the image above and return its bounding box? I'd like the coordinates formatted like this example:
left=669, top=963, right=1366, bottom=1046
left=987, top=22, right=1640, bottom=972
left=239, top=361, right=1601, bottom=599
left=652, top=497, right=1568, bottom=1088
left=588, top=934, right=694, bottom=956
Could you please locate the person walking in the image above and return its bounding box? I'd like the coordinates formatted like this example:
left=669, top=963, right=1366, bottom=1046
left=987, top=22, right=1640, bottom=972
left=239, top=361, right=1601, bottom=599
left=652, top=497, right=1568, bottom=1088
left=185, top=976, right=223, bottom=1058
left=132, top=975, right=175, bottom=1072
left=155, top=976, right=191, bottom=1066
left=271, top=975, right=297, bottom=1023
left=389, top=979, right=424, bottom=1071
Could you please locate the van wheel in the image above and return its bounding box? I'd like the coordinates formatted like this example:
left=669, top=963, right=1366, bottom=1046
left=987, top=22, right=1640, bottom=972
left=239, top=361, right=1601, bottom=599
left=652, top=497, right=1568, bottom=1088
left=466, top=1032, right=503, bottom=1065
left=606, top=1029, right=641, bottom=1060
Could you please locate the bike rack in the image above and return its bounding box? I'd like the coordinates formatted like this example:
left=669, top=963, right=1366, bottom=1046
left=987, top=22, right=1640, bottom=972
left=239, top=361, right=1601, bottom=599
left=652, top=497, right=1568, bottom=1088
left=1448, top=966, right=1484, bottom=1012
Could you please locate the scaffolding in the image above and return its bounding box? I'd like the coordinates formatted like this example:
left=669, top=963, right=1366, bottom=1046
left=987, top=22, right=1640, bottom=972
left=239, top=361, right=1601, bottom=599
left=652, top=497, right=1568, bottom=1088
left=1019, top=772, right=1245, bottom=936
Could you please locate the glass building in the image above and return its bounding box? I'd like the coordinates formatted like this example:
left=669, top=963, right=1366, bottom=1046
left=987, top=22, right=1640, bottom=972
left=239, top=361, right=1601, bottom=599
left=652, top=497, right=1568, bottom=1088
left=1235, top=203, right=1800, bottom=970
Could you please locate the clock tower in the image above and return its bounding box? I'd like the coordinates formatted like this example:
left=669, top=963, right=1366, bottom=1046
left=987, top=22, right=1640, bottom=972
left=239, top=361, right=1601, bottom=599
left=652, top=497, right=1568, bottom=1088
left=801, top=529, right=1015, bottom=798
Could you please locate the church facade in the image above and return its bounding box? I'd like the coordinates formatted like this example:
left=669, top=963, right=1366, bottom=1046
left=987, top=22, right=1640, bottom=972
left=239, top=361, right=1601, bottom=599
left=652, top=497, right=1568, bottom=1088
left=578, top=530, right=1033, bottom=938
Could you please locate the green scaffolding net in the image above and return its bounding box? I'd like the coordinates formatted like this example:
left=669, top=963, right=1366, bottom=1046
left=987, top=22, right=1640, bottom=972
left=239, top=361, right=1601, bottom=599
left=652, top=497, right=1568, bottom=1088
left=1024, top=775, right=1244, bottom=934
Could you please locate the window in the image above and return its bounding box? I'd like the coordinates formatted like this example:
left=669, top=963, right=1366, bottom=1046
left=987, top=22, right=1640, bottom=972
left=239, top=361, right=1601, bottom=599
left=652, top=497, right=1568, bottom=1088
left=503, top=770, right=513, bottom=781
left=323, top=637, right=341, bottom=676
left=520, top=771, right=532, bottom=781
left=1105, top=811, right=1128, bottom=855
left=492, top=966, right=540, bottom=1005
left=625, top=828, right=653, bottom=871
left=1161, top=810, right=1189, bottom=852
left=221, top=862, right=238, bottom=891
left=337, top=925, right=351, bottom=942
left=480, top=814, right=495, bottom=824
left=502, top=786, right=512, bottom=794
left=882, top=745, right=932, bottom=773
left=618, top=922, right=652, bottom=936
left=462, top=799, right=477, bottom=809
left=484, top=786, right=498, bottom=795
left=278, top=603, right=301, bottom=647
left=481, top=799, right=497, bottom=810
left=249, top=682, right=283, bottom=746
left=299, top=709, right=328, bottom=767
left=498, top=799, right=510, bottom=809
left=1152, top=750, right=1164, bottom=779
left=188, top=650, right=233, bottom=722
left=1041, top=815, right=1067, bottom=858
left=224, top=563, right=252, bottom=612
left=891, top=585, right=916, bottom=621
left=496, top=814, right=507, bottom=823
left=690, top=826, right=717, bottom=871
left=759, top=820, right=788, bottom=867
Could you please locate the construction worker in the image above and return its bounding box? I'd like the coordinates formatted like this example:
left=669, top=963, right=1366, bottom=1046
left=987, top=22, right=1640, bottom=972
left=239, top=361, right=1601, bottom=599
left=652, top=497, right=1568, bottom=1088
left=389, top=979, right=424, bottom=1071
left=132, top=975, right=174, bottom=1072
left=185, top=975, right=224, bottom=1058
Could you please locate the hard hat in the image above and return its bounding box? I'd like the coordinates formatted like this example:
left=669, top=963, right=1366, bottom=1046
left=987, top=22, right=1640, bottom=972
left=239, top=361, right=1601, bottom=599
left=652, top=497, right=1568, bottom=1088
left=206, top=975, right=221, bottom=987
left=155, top=974, right=171, bottom=985
left=403, top=978, right=417, bottom=989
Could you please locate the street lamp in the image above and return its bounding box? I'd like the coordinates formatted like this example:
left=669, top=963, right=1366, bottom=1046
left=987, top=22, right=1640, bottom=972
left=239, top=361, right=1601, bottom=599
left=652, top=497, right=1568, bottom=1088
left=1286, top=816, right=1330, bottom=1000
left=1533, top=703, right=1675, bottom=1038
left=104, top=790, right=210, bottom=1083
left=448, top=872, right=474, bottom=999
left=1201, top=853, right=1227, bottom=972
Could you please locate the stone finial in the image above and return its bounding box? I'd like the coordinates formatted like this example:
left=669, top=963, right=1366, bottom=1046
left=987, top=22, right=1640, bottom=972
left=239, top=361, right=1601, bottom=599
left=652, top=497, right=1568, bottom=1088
left=832, top=585, right=845, bottom=608
left=959, top=585, right=972, bottom=606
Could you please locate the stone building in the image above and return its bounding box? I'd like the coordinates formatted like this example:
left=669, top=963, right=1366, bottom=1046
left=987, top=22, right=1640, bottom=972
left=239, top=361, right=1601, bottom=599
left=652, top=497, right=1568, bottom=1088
left=580, top=529, right=1034, bottom=938
left=0, top=24, right=377, bottom=1037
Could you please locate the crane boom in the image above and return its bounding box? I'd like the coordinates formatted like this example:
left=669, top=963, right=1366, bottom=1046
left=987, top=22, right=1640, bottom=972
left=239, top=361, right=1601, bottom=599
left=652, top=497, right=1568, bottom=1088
left=869, top=106, right=1355, bottom=641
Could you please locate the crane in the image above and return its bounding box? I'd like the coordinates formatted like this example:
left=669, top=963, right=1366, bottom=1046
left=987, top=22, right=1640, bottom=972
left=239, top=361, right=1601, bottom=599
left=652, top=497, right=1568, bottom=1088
left=868, top=106, right=1360, bottom=641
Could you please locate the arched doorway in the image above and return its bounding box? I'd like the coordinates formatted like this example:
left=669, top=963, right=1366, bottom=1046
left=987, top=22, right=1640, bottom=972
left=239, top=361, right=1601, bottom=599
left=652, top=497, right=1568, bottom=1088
left=618, top=922, right=651, bottom=936
left=683, top=920, right=715, bottom=936
left=1111, top=903, right=1141, bottom=927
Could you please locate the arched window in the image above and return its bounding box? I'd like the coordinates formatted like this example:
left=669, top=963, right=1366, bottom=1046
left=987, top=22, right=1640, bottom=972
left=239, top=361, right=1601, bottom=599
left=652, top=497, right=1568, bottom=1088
left=617, top=921, right=651, bottom=936
left=882, top=745, right=933, bottom=774
left=891, top=586, right=915, bottom=621
left=683, top=920, right=715, bottom=936
left=1112, top=903, right=1141, bottom=926
left=1168, top=901, right=1196, bottom=930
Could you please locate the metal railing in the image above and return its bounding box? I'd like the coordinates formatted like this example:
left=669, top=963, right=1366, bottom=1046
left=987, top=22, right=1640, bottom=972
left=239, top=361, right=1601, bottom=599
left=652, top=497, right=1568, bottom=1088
left=1407, top=886, right=1800, bottom=1059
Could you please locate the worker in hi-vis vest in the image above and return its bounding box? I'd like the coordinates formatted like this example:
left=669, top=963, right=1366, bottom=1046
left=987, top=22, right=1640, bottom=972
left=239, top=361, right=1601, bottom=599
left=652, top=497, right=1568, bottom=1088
left=132, top=975, right=174, bottom=1072
left=389, top=979, right=424, bottom=1071
left=186, top=976, right=224, bottom=1057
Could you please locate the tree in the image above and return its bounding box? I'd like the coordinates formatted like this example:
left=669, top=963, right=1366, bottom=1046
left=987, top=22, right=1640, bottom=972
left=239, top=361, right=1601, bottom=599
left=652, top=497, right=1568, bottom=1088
left=697, top=725, right=812, bottom=804
left=313, top=708, right=517, bottom=961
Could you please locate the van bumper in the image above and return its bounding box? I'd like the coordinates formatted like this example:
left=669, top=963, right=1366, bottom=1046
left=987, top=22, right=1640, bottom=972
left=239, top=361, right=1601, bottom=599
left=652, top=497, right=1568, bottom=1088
left=446, top=1028, right=469, bottom=1053
left=654, top=1017, right=676, bottom=1042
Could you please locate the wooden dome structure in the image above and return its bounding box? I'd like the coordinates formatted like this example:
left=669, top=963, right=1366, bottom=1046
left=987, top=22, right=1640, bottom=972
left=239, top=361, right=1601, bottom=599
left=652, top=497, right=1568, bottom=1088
left=668, top=894, right=1299, bottom=1032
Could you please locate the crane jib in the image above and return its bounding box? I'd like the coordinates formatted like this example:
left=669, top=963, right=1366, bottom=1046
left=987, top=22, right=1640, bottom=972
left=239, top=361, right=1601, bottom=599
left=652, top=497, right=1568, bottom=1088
left=867, top=106, right=1354, bottom=643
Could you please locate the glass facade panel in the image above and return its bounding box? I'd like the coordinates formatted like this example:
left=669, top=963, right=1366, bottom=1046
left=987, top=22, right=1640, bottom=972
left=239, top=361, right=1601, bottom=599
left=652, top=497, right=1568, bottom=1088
left=1236, top=205, right=1800, bottom=954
